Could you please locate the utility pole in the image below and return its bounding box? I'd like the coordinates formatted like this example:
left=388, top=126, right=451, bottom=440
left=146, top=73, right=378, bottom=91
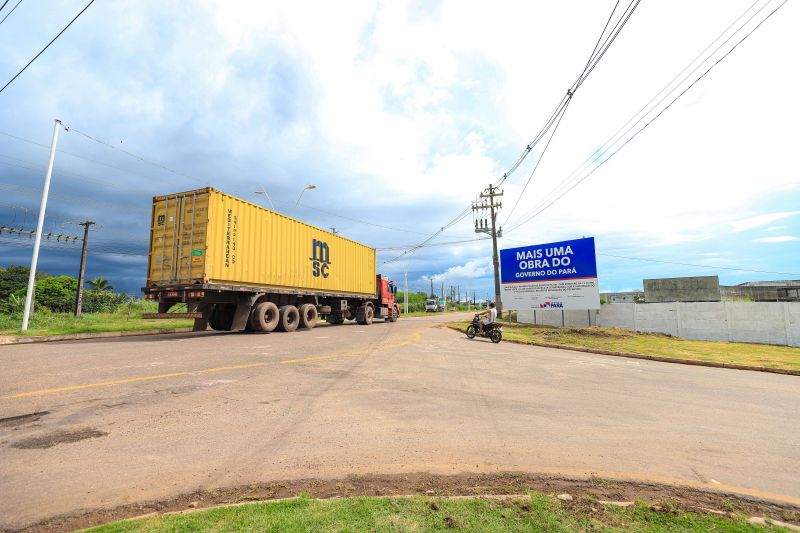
left=74, top=221, right=95, bottom=317
left=404, top=269, right=408, bottom=314
left=430, top=278, right=434, bottom=298
left=22, top=118, right=61, bottom=332
left=473, top=183, right=503, bottom=316
left=441, top=280, right=445, bottom=309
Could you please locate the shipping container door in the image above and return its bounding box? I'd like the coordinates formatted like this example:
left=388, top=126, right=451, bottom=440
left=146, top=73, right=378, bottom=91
left=149, top=192, right=208, bottom=285
left=174, top=191, right=209, bottom=283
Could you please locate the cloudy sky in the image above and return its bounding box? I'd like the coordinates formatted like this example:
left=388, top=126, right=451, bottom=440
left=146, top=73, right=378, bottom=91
left=0, top=0, right=797, bottom=297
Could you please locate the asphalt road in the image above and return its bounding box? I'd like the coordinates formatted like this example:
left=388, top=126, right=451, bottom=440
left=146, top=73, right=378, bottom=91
left=1, top=312, right=798, bottom=529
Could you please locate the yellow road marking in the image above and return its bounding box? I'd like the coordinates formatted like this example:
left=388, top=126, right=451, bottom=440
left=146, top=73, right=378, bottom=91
left=1, top=362, right=268, bottom=400
left=2, top=331, right=423, bottom=400
left=280, top=332, right=422, bottom=364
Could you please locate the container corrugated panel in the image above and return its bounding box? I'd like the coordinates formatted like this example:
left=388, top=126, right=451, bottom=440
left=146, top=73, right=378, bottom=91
left=147, top=188, right=376, bottom=297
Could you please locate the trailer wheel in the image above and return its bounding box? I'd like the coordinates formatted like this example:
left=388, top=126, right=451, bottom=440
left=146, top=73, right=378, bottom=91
left=299, top=304, right=318, bottom=329
left=209, top=304, right=235, bottom=331
left=326, top=313, right=344, bottom=325
left=356, top=305, right=374, bottom=325
left=278, top=305, right=300, bottom=332
left=250, top=301, right=279, bottom=333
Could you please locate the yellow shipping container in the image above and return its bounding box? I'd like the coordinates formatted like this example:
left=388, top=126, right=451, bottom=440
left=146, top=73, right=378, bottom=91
left=147, top=188, right=376, bottom=297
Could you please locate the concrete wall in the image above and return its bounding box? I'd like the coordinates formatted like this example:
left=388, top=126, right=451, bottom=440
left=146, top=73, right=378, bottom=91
left=516, top=301, right=800, bottom=347
left=517, top=309, right=596, bottom=327
left=644, top=275, right=721, bottom=303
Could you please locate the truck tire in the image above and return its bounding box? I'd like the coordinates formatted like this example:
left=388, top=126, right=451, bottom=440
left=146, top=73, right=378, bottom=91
left=387, top=305, right=399, bottom=322
left=356, top=305, right=374, bottom=325
left=299, top=303, right=318, bottom=329
left=209, top=303, right=235, bottom=331
left=250, top=301, right=279, bottom=333
left=277, top=305, right=300, bottom=332
left=326, top=313, right=344, bottom=325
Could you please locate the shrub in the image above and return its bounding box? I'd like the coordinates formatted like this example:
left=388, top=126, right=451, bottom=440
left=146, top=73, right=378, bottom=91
left=82, top=290, right=132, bottom=313
left=0, top=265, right=49, bottom=299
left=12, top=275, right=78, bottom=313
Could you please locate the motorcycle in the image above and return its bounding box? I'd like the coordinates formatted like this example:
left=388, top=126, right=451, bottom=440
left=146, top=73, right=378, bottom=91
left=466, top=314, right=503, bottom=343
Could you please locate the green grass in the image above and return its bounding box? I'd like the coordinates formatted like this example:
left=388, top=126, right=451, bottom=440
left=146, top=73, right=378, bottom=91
left=403, top=310, right=471, bottom=317
left=0, top=302, right=193, bottom=336
left=451, top=321, right=800, bottom=371
left=86, top=494, right=788, bottom=532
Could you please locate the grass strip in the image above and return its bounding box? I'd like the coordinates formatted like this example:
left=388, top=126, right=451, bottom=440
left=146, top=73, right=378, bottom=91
left=451, top=321, right=800, bottom=372
left=0, top=311, right=193, bottom=337
left=87, top=493, right=789, bottom=532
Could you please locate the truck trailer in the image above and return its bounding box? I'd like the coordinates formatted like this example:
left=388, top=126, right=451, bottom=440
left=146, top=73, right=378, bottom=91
left=142, top=187, right=400, bottom=332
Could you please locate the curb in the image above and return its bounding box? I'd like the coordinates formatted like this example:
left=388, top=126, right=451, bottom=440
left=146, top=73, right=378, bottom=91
left=446, top=325, right=800, bottom=377
left=0, top=327, right=196, bottom=346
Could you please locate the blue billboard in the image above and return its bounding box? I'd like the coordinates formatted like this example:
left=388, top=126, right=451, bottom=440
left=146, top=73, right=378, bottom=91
left=500, top=237, right=600, bottom=310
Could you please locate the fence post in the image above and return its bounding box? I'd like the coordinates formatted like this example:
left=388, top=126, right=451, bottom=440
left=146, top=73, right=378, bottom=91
left=784, top=301, right=793, bottom=346
left=724, top=301, right=732, bottom=342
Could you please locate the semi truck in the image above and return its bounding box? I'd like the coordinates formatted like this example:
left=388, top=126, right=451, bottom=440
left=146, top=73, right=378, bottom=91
left=142, top=187, right=400, bottom=332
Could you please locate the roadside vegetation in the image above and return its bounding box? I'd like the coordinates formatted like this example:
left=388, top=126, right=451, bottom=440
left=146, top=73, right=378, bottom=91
left=88, top=493, right=788, bottom=532
left=398, top=291, right=483, bottom=315
left=0, top=265, right=191, bottom=336
left=451, top=321, right=800, bottom=371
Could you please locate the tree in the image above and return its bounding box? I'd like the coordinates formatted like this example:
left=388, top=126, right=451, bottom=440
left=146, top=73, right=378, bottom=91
left=88, top=277, right=113, bottom=292
left=13, top=275, right=77, bottom=313
left=0, top=265, right=49, bottom=299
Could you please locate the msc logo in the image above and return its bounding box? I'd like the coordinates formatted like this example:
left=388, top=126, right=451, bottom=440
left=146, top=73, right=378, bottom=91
left=310, top=239, right=330, bottom=278
left=539, top=301, right=564, bottom=309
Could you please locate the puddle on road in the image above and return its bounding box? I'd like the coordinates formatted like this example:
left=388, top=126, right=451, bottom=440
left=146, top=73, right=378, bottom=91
left=11, top=428, right=107, bottom=449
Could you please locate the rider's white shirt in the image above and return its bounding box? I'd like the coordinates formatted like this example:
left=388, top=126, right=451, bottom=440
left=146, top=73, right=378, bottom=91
left=482, top=308, right=497, bottom=325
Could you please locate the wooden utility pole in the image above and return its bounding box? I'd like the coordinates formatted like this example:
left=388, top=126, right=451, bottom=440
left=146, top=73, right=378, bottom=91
left=74, top=221, right=94, bottom=317
left=473, top=184, right=503, bottom=315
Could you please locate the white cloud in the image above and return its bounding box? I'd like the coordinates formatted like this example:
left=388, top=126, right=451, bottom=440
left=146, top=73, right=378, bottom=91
left=731, top=212, right=800, bottom=233
left=424, top=258, right=492, bottom=283
left=752, top=236, right=798, bottom=243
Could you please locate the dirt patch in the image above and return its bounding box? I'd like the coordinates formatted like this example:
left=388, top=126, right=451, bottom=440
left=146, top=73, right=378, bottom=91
left=11, top=428, right=107, bottom=450
left=0, top=411, right=50, bottom=428
left=20, top=472, right=800, bottom=532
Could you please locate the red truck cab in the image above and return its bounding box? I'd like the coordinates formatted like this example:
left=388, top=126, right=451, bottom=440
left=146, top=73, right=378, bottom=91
left=375, top=274, right=400, bottom=322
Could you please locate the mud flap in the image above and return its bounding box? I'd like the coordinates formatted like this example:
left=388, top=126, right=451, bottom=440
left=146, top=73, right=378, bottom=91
left=230, top=295, right=257, bottom=331
left=193, top=303, right=213, bottom=332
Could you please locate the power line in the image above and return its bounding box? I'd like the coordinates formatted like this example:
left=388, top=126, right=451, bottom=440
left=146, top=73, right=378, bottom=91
left=376, top=237, right=490, bottom=251
left=505, top=0, right=787, bottom=233
left=599, top=252, right=800, bottom=277
left=295, top=203, right=433, bottom=236
left=0, top=0, right=22, bottom=26
left=506, top=0, right=769, bottom=231
left=0, top=0, right=10, bottom=13
left=64, top=126, right=211, bottom=188
left=501, top=0, right=641, bottom=224
left=387, top=0, right=641, bottom=265
left=0, top=0, right=96, bottom=94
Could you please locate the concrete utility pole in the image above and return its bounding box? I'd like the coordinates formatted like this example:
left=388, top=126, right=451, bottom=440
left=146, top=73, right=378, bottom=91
left=430, top=278, right=434, bottom=298
left=22, top=118, right=61, bottom=332
left=74, top=221, right=95, bottom=317
left=404, top=269, right=408, bottom=314
left=473, top=184, right=503, bottom=316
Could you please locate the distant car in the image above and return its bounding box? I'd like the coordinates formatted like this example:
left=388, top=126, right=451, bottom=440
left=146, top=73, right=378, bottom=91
left=425, top=299, right=443, bottom=312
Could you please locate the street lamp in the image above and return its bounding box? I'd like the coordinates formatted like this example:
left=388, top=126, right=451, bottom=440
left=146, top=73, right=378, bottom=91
left=293, top=184, right=316, bottom=213
left=254, top=186, right=275, bottom=210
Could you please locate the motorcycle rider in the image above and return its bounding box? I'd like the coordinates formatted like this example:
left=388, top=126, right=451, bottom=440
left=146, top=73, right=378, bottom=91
left=477, top=301, right=497, bottom=336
